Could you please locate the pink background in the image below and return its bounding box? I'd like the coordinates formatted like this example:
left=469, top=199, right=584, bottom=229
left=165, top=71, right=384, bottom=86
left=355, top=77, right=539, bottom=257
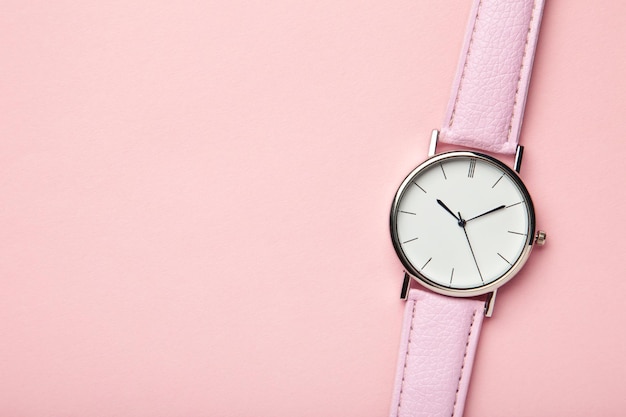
left=1, top=1, right=625, bottom=416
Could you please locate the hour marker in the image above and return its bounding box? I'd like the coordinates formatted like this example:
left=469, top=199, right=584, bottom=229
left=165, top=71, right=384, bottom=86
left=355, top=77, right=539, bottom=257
left=403, top=237, right=419, bottom=244
left=506, top=201, right=523, bottom=208
left=412, top=181, right=427, bottom=193
left=497, top=252, right=512, bottom=266
left=467, top=158, right=476, bottom=178
left=440, top=163, right=447, bottom=180
left=468, top=159, right=476, bottom=178
left=449, top=268, right=455, bottom=286
left=507, top=230, right=527, bottom=236
left=421, top=257, right=432, bottom=270
left=492, top=174, right=504, bottom=188
left=400, top=210, right=416, bottom=215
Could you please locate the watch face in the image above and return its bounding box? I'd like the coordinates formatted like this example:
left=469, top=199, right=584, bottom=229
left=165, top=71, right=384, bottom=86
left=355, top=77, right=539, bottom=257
left=390, top=151, right=535, bottom=296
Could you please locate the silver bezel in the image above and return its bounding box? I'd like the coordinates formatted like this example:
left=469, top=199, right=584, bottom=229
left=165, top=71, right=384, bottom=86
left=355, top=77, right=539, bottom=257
left=390, top=151, right=536, bottom=298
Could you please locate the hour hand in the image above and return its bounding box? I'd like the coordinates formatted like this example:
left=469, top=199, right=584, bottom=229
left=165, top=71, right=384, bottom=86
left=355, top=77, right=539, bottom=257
left=436, top=199, right=460, bottom=222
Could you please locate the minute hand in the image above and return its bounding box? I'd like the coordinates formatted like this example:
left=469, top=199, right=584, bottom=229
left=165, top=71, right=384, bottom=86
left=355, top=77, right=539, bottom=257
left=466, top=205, right=506, bottom=223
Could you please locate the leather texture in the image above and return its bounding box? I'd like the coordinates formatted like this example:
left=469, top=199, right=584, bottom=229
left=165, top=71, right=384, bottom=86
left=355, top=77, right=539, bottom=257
left=440, top=0, right=545, bottom=154
left=389, top=289, right=485, bottom=417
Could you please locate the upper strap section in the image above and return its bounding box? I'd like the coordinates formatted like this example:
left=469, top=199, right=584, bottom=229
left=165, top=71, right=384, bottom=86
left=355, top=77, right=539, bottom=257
left=440, top=0, right=545, bottom=154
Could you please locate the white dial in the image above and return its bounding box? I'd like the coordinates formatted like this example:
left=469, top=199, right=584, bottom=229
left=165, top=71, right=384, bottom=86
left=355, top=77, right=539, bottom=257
left=390, top=152, right=535, bottom=294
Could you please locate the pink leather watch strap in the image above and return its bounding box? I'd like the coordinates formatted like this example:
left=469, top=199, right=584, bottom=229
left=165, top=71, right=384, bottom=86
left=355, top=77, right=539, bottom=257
left=440, top=0, right=546, bottom=154
left=389, top=289, right=485, bottom=417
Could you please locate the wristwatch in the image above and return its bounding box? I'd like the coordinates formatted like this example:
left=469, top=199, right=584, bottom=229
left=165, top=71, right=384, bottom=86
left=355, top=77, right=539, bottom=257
left=388, top=1, right=547, bottom=417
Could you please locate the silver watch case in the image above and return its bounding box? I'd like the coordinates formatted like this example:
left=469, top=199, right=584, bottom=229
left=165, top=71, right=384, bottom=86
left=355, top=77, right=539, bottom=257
left=389, top=149, right=536, bottom=299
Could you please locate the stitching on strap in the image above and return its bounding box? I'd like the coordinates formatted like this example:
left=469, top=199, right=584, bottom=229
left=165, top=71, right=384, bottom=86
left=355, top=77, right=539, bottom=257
left=395, top=300, right=417, bottom=416
left=448, top=0, right=484, bottom=128
left=506, top=0, right=538, bottom=144
left=451, top=309, right=478, bottom=417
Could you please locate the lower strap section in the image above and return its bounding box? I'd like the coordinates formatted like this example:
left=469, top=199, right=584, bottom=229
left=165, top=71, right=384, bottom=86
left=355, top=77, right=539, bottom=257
left=389, top=289, right=485, bottom=417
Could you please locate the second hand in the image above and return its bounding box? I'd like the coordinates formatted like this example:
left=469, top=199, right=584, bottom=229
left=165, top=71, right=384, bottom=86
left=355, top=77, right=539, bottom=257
left=459, top=211, right=484, bottom=283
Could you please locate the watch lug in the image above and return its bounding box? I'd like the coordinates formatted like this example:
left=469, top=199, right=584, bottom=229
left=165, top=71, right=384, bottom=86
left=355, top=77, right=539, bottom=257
left=484, top=290, right=497, bottom=317
left=514, top=145, right=524, bottom=173
left=428, top=129, right=439, bottom=157
left=400, top=272, right=411, bottom=300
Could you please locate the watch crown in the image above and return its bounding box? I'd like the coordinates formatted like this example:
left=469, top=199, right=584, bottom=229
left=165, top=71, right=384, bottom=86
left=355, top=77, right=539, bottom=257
left=535, top=230, right=547, bottom=246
